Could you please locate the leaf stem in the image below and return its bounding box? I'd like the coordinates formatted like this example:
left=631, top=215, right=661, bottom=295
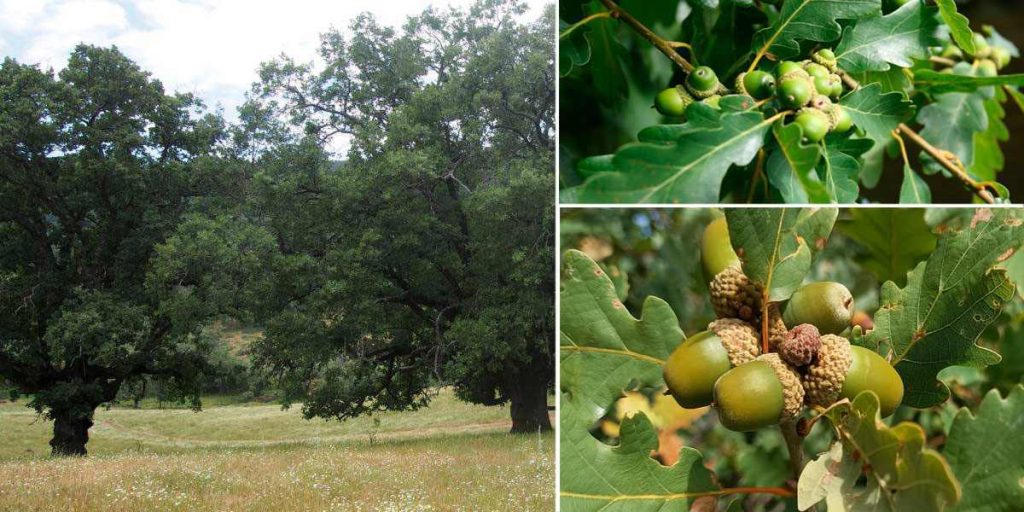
left=559, top=12, right=613, bottom=39
left=837, top=70, right=997, bottom=204
left=597, top=0, right=694, bottom=72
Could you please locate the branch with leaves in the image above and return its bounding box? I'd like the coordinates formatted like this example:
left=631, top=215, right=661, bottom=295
left=560, top=0, right=1024, bottom=204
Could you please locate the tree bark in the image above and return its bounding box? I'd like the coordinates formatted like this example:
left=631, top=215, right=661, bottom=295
left=50, top=410, right=94, bottom=457
left=508, top=375, right=552, bottom=434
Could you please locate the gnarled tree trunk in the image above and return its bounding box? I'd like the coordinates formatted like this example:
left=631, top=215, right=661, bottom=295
left=50, top=410, right=94, bottom=457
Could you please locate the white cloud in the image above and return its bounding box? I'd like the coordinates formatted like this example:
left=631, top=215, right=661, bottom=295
left=22, top=0, right=130, bottom=70
left=4, top=0, right=549, bottom=153
left=0, top=0, right=54, bottom=32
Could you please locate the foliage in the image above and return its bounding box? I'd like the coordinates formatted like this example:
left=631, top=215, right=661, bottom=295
left=559, top=208, right=1024, bottom=511
left=0, top=45, right=253, bottom=456
left=245, top=0, right=556, bottom=433
left=560, top=0, right=1024, bottom=203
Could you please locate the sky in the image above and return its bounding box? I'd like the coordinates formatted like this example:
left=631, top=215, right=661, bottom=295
left=0, top=0, right=548, bottom=150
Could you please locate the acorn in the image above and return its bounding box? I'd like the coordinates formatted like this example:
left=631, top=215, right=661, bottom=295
left=663, top=319, right=761, bottom=409
left=736, top=70, right=776, bottom=100
left=687, top=66, right=723, bottom=99
left=811, top=49, right=838, bottom=71
left=714, top=353, right=804, bottom=431
left=977, top=59, right=998, bottom=78
left=782, top=281, right=854, bottom=334
left=794, top=109, right=830, bottom=143
left=777, top=65, right=814, bottom=109
left=803, top=335, right=904, bottom=417
left=970, top=33, right=991, bottom=59
left=702, top=218, right=762, bottom=321
left=779, top=323, right=821, bottom=367
left=804, top=62, right=830, bottom=80
left=828, top=75, right=844, bottom=99
left=832, top=105, right=853, bottom=133
left=992, top=47, right=1011, bottom=69
left=654, top=85, right=695, bottom=117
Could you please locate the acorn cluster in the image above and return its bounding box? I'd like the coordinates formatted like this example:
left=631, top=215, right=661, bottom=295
left=938, top=30, right=1014, bottom=76
left=663, top=216, right=904, bottom=432
left=653, top=49, right=854, bottom=143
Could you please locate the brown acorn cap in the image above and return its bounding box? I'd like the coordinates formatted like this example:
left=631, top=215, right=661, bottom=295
left=709, top=265, right=763, bottom=322
left=802, top=334, right=852, bottom=407
left=708, top=318, right=761, bottom=367
left=756, top=353, right=805, bottom=421
left=766, top=303, right=787, bottom=352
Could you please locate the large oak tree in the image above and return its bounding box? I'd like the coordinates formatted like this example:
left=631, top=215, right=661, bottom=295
left=0, top=46, right=270, bottom=455
left=248, top=0, right=555, bottom=432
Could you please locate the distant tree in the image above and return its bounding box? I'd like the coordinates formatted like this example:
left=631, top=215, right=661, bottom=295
left=0, top=46, right=272, bottom=455
left=248, top=0, right=555, bottom=432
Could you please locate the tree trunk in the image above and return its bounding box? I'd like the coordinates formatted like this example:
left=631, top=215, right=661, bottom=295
left=509, top=376, right=552, bottom=434
left=50, top=410, right=94, bottom=457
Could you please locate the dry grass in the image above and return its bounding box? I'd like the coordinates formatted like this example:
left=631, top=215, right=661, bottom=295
left=0, top=390, right=554, bottom=511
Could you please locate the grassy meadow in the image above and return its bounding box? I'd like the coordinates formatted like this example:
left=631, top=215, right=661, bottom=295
left=0, top=390, right=554, bottom=511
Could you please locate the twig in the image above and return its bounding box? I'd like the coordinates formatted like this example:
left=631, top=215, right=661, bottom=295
left=895, top=124, right=995, bottom=203
left=598, top=0, right=694, bottom=72
left=930, top=56, right=957, bottom=67
left=559, top=12, right=613, bottom=39
left=780, top=421, right=804, bottom=481
left=837, top=70, right=997, bottom=204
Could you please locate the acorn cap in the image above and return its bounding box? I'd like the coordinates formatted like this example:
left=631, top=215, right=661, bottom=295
left=778, top=323, right=821, bottom=367
left=802, top=334, right=852, bottom=407
left=767, top=303, right=787, bottom=352
left=709, top=265, right=763, bottom=322
left=757, top=353, right=805, bottom=422
left=709, top=318, right=761, bottom=366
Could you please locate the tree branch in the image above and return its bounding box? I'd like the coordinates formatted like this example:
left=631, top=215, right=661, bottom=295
left=597, top=0, right=694, bottom=72
left=837, top=70, right=996, bottom=204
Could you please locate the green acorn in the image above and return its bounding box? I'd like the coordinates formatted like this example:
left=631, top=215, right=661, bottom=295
left=654, top=85, right=694, bottom=117
left=702, top=218, right=762, bottom=321
left=992, top=47, right=1011, bottom=69
left=663, top=319, right=761, bottom=409
left=737, top=70, right=776, bottom=99
left=977, top=59, right=998, bottom=78
left=811, top=49, right=838, bottom=71
left=803, top=335, right=904, bottom=417
left=829, top=75, right=844, bottom=98
left=783, top=281, right=854, bottom=334
left=795, top=109, right=830, bottom=143
left=970, top=33, right=991, bottom=59
left=687, top=66, right=722, bottom=99
left=804, top=62, right=830, bottom=80
left=832, top=105, right=853, bottom=133
left=714, top=353, right=804, bottom=431
left=778, top=75, right=813, bottom=109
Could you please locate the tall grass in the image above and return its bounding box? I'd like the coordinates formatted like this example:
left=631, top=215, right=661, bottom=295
left=0, top=390, right=554, bottom=511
